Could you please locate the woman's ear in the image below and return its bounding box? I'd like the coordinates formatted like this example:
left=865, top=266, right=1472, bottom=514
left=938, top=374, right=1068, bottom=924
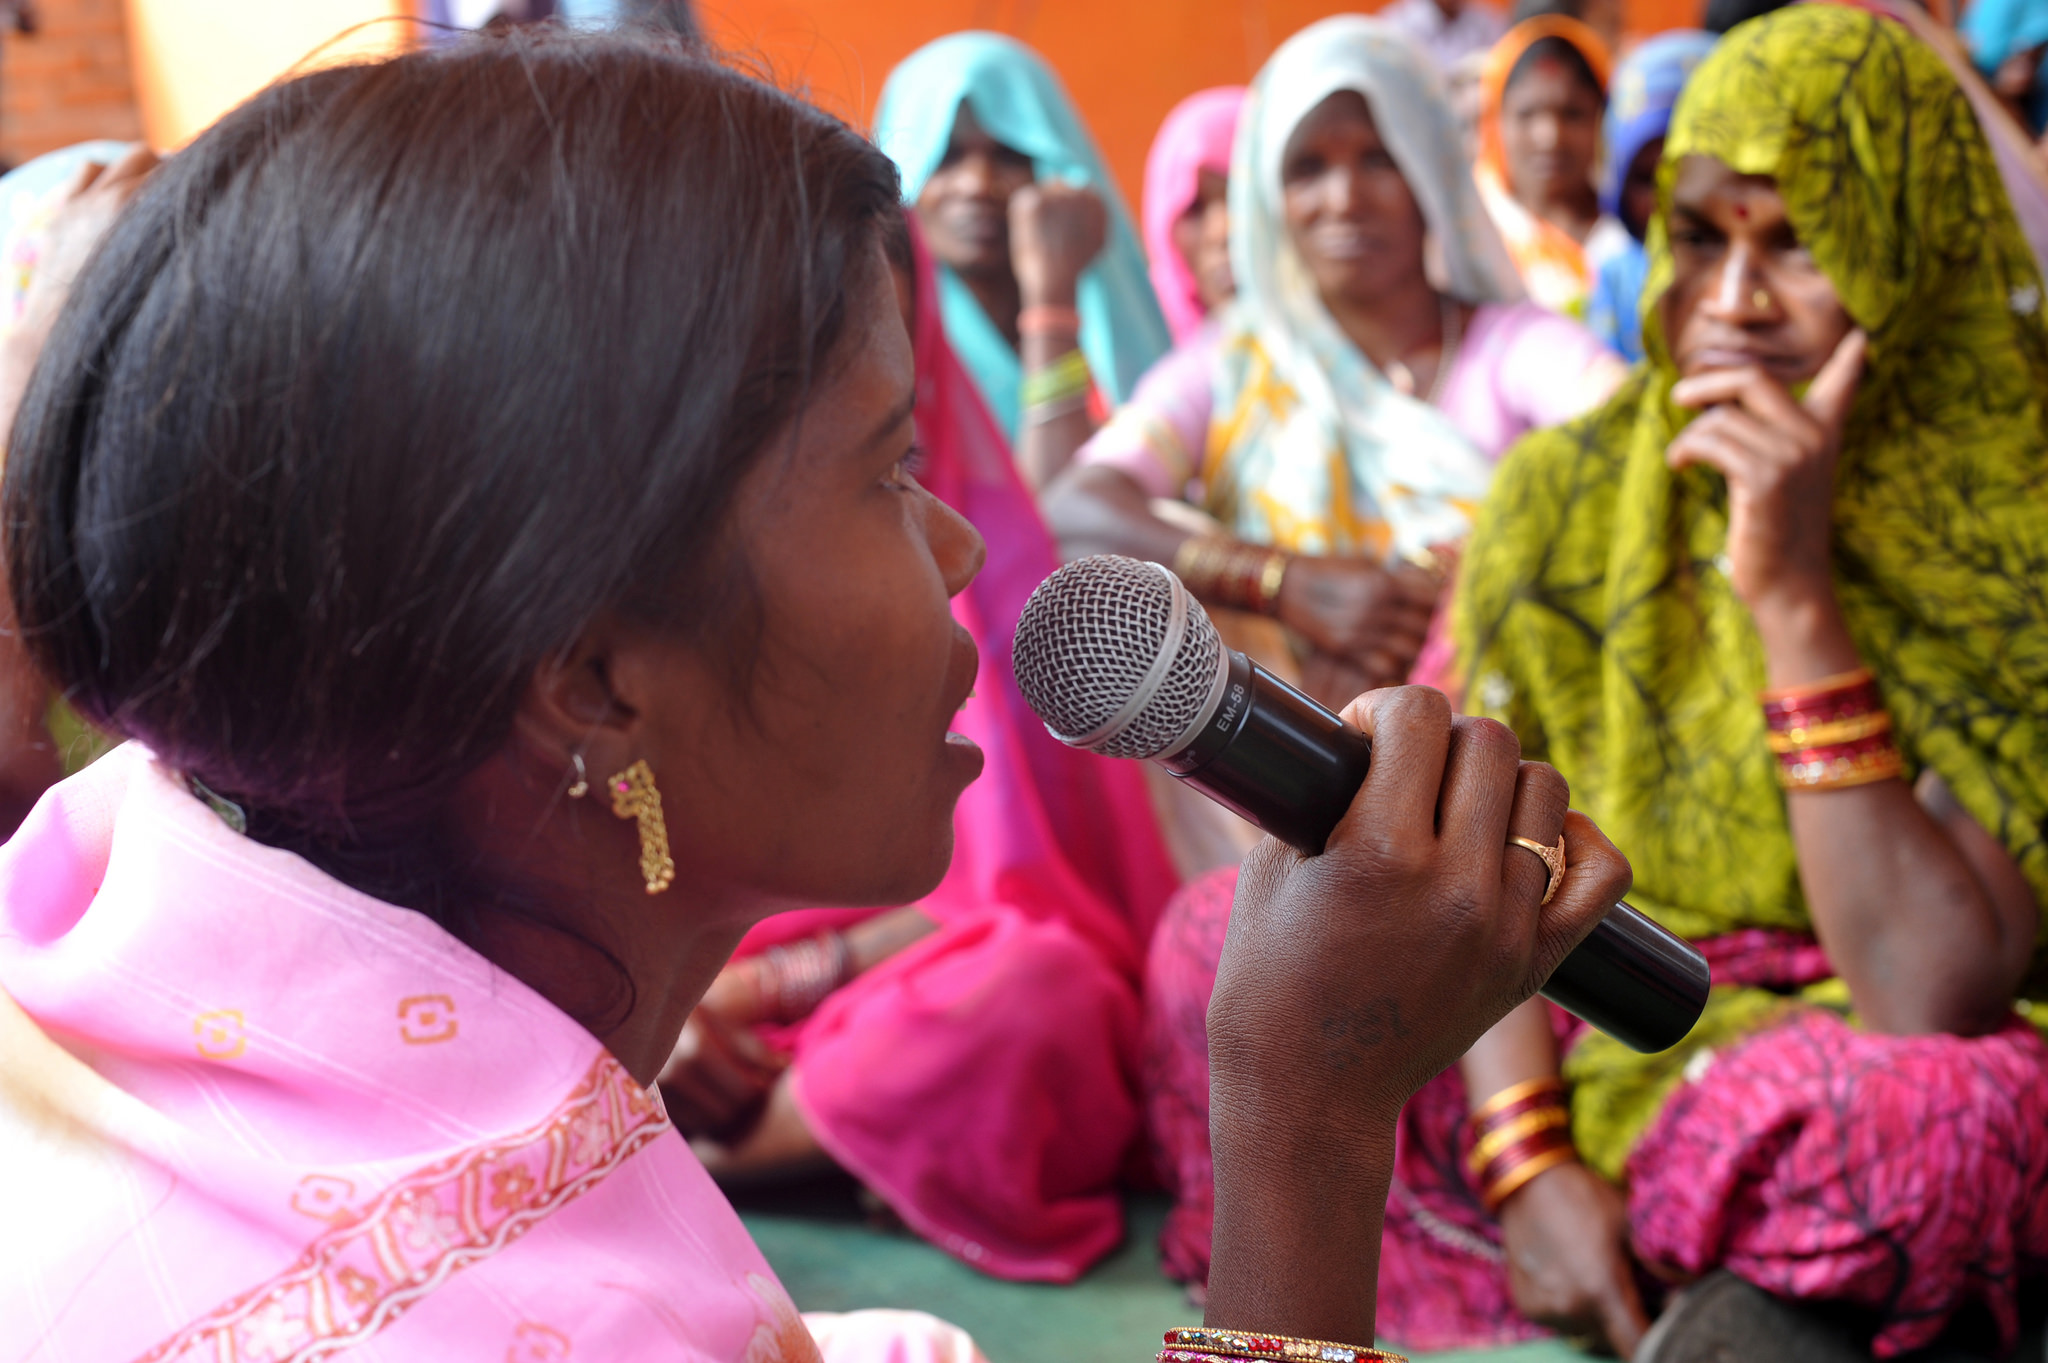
left=512, top=618, right=640, bottom=788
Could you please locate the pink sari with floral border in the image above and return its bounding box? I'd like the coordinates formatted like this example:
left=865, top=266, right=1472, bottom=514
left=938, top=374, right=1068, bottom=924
left=0, top=745, right=984, bottom=1363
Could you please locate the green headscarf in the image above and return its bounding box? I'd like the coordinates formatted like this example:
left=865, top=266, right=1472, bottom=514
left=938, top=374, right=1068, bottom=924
left=1453, top=6, right=2048, bottom=1176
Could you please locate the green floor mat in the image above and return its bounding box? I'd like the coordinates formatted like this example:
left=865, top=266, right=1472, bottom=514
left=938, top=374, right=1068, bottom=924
left=738, top=1183, right=1590, bottom=1363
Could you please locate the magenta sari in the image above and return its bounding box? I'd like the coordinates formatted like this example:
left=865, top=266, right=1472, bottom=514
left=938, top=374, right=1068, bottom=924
left=732, top=220, right=1181, bottom=1284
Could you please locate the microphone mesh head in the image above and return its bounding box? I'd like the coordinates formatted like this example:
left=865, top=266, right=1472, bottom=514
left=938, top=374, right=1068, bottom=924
left=1011, top=554, right=1225, bottom=760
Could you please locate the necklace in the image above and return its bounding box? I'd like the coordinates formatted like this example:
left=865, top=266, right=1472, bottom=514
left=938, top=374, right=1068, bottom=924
left=1384, top=293, right=1464, bottom=406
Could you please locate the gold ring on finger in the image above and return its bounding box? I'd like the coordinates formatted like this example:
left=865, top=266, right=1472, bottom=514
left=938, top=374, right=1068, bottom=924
left=1507, top=834, right=1566, bottom=905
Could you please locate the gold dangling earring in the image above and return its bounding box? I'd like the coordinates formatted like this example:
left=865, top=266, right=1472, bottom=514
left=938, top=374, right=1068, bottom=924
left=566, top=752, right=589, bottom=800
left=606, top=759, right=675, bottom=895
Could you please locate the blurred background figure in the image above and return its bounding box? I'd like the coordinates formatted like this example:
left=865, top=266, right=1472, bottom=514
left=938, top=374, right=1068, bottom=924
left=1475, top=15, right=1625, bottom=318
left=1586, top=29, right=1716, bottom=360
left=874, top=32, right=1168, bottom=490
left=1141, top=86, right=1244, bottom=346
left=1512, top=0, right=1624, bottom=59
left=1962, top=0, right=2048, bottom=134
left=0, top=142, right=155, bottom=835
left=1378, top=0, right=1510, bottom=71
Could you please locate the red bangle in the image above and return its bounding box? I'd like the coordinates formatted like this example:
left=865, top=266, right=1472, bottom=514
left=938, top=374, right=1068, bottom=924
left=1018, top=304, right=1081, bottom=336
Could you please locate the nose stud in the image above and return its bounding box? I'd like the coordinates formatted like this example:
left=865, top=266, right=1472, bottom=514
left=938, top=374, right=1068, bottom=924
left=1752, top=288, right=1773, bottom=310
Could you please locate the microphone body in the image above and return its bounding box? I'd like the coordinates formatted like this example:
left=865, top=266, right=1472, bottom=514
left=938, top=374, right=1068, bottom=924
left=1010, top=555, right=1711, bottom=1055
left=1167, top=652, right=1709, bottom=1054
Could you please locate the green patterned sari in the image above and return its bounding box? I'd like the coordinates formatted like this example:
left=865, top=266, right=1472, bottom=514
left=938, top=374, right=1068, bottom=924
left=1455, top=5, right=2048, bottom=1176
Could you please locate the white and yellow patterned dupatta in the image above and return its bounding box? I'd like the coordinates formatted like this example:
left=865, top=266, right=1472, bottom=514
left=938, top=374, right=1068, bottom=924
left=1205, top=16, right=1524, bottom=561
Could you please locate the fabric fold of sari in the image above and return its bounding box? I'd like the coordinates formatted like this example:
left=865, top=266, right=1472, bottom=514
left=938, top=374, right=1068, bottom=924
left=0, top=746, right=820, bottom=1363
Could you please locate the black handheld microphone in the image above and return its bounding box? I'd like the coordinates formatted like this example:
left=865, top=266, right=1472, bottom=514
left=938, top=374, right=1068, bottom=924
left=1011, top=554, right=1710, bottom=1054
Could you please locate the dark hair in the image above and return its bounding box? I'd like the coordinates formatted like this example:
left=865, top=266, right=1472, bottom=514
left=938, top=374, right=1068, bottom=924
left=1503, top=33, right=1606, bottom=104
left=5, top=28, right=899, bottom=1017
left=1702, top=0, right=1791, bottom=34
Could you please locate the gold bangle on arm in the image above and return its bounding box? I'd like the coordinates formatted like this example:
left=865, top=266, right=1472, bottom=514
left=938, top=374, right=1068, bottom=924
left=1468, top=1075, right=1565, bottom=1125
left=1465, top=1106, right=1571, bottom=1175
left=1479, top=1143, right=1578, bottom=1212
left=1766, top=710, right=1893, bottom=752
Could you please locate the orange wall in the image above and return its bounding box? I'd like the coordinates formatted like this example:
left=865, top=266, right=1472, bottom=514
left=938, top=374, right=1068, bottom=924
left=697, top=0, right=1697, bottom=213
left=123, top=0, right=410, bottom=148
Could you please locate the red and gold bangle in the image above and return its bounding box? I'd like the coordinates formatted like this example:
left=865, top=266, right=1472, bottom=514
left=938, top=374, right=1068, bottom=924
left=1766, top=709, right=1892, bottom=752
left=1777, top=738, right=1905, bottom=791
left=1172, top=536, right=1291, bottom=618
left=1759, top=667, right=1883, bottom=725
left=1468, top=1076, right=1564, bottom=1127
left=1760, top=666, right=1903, bottom=791
left=1479, top=1140, right=1578, bottom=1211
left=1466, top=1106, right=1571, bottom=1175
left=1163, top=1328, right=1407, bottom=1362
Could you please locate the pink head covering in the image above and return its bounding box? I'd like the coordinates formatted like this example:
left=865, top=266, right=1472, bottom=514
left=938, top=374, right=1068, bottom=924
left=1141, top=87, right=1247, bottom=344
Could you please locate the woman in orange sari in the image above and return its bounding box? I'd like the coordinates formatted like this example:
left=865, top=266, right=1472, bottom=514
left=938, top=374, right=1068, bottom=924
left=1473, top=16, right=1630, bottom=318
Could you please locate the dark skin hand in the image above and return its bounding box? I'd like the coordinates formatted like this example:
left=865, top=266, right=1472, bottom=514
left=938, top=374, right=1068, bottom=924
left=1205, top=686, right=1627, bottom=1340
left=1041, top=92, right=1457, bottom=705
left=1455, top=154, right=2039, bottom=1352
left=1499, top=60, right=1603, bottom=245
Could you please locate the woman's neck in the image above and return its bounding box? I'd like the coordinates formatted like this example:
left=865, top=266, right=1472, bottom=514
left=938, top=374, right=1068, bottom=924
left=1522, top=181, right=1601, bottom=244
left=1323, top=277, right=1446, bottom=374
left=957, top=263, right=1022, bottom=348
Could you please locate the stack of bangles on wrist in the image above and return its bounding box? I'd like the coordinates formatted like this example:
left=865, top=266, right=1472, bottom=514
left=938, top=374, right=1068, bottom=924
left=1762, top=666, right=1903, bottom=790
left=1159, top=1328, right=1406, bottom=1363
left=754, top=931, right=850, bottom=1023
left=1466, top=1076, right=1575, bottom=1212
left=1172, top=534, right=1291, bottom=616
left=1020, top=347, right=1092, bottom=426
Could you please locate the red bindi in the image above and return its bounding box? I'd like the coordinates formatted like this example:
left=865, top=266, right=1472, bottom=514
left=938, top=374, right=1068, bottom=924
left=1733, top=202, right=1750, bottom=220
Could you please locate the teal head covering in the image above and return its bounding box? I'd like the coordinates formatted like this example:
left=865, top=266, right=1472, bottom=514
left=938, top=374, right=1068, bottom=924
left=874, top=33, right=1171, bottom=436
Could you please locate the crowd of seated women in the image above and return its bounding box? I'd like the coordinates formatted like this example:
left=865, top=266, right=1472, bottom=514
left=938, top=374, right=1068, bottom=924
left=3, top=2, right=2047, bottom=1362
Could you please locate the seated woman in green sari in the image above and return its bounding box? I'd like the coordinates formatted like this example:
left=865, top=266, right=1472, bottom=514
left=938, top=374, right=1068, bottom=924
left=1141, top=7, right=2048, bottom=1362
left=1449, top=5, right=2048, bottom=1358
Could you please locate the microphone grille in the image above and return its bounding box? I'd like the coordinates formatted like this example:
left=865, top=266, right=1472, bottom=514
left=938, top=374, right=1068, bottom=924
left=1011, top=554, right=1225, bottom=760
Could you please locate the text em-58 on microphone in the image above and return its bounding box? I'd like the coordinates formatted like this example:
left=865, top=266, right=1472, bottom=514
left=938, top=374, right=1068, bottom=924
left=1011, top=553, right=1710, bottom=1055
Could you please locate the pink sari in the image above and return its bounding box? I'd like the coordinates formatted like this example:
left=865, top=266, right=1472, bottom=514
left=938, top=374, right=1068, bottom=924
left=732, top=221, right=1181, bottom=1283
left=1141, top=87, right=1246, bottom=345
left=0, top=745, right=995, bottom=1363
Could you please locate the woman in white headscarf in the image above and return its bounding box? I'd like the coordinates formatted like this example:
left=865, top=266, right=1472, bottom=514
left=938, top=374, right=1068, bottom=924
left=1044, top=14, right=1622, bottom=714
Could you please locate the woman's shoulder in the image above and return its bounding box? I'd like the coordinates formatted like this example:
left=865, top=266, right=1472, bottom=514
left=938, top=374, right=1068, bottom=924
left=1472, top=367, right=1649, bottom=561
left=1470, top=299, right=1611, bottom=362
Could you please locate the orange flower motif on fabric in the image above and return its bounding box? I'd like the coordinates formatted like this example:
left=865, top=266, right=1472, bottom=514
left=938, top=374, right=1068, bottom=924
left=506, top=1321, right=572, bottom=1363
left=194, top=1009, right=246, bottom=1060
left=397, top=994, right=459, bottom=1045
left=490, top=1164, right=537, bottom=1213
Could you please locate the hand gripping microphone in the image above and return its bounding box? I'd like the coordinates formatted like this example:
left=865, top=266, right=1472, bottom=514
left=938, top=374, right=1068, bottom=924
left=1011, top=554, right=1710, bottom=1054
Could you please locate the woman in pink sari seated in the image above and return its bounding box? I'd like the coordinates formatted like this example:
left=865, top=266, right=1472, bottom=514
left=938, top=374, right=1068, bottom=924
left=0, top=22, right=1625, bottom=1363
left=658, top=212, right=1180, bottom=1284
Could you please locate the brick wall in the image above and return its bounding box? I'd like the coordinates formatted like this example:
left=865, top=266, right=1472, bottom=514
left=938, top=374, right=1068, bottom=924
left=1, top=0, right=143, bottom=168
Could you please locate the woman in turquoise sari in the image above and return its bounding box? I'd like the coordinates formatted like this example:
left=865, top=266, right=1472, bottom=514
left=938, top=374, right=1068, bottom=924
left=874, top=33, right=1170, bottom=487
